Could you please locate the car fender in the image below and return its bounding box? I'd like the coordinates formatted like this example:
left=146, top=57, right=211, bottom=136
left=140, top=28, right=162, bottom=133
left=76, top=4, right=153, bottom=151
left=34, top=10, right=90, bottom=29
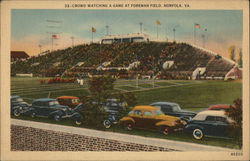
left=119, top=117, right=135, bottom=124
left=12, top=106, right=21, bottom=111
left=155, top=120, right=175, bottom=127
left=49, top=110, right=63, bottom=117
left=71, top=112, right=83, bottom=119
left=184, top=124, right=205, bottom=133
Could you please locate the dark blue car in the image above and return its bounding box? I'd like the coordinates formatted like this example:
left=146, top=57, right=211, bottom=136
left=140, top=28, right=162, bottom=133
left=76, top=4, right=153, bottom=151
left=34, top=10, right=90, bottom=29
left=150, top=102, right=196, bottom=122
left=11, top=95, right=30, bottom=117
left=184, top=110, right=232, bottom=139
left=28, top=98, right=83, bottom=125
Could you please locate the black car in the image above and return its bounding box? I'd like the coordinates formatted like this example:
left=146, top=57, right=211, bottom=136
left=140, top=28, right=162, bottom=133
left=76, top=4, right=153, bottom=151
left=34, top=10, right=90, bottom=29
left=88, top=99, right=127, bottom=128
left=28, top=98, right=83, bottom=125
left=150, top=102, right=196, bottom=122
left=11, top=95, right=30, bottom=117
left=103, top=99, right=128, bottom=113
left=184, top=110, right=232, bottom=139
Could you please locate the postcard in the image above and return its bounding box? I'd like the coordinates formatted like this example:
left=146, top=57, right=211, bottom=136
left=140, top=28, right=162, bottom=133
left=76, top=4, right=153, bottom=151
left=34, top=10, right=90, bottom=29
left=0, top=0, right=249, bottom=160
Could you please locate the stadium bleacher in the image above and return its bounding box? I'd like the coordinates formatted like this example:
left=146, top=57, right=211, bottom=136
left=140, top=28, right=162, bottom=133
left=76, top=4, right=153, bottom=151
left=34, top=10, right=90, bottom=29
left=11, top=42, right=237, bottom=80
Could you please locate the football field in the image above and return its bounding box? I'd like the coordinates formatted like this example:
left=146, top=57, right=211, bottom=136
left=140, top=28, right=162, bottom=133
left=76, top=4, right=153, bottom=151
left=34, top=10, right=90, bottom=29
left=11, top=77, right=242, bottom=111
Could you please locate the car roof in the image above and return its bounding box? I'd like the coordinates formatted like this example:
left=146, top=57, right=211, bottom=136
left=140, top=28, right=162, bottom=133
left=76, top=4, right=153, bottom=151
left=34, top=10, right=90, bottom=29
left=150, top=102, right=179, bottom=106
left=33, top=98, right=56, bottom=102
left=132, top=105, right=158, bottom=111
left=57, top=96, right=79, bottom=99
left=193, top=110, right=228, bottom=120
left=11, top=95, right=20, bottom=99
left=208, top=104, right=230, bottom=109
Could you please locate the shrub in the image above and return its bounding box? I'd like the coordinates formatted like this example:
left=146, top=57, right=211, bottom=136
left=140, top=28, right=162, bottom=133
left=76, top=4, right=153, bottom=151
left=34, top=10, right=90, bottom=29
left=225, top=98, right=242, bottom=148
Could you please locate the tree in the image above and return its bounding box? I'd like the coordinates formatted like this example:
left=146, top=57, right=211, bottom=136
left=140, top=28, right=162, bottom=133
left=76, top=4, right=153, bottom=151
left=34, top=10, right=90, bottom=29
left=237, top=48, right=243, bottom=67
left=80, top=75, right=137, bottom=128
left=225, top=98, right=242, bottom=148
left=80, top=76, right=115, bottom=128
left=228, top=45, right=236, bottom=62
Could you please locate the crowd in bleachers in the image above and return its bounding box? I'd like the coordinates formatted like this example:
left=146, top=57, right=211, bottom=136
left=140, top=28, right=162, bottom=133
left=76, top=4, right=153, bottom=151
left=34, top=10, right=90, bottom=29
left=11, top=41, right=236, bottom=80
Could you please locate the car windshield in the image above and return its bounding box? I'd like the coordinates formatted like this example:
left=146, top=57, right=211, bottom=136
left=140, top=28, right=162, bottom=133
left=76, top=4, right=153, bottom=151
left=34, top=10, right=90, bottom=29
left=49, top=101, right=59, bottom=106
left=172, top=105, right=181, bottom=112
left=155, top=110, right=164, bottom=115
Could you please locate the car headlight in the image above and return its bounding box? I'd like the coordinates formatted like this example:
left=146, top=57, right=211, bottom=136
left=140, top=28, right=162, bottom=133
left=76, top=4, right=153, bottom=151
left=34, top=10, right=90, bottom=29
left=181, top=120, right=187, bottom=125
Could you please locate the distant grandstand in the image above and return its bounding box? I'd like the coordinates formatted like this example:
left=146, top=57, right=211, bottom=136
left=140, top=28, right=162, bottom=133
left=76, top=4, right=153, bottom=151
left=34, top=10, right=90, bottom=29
left=11, top=42, right=241, bottom=80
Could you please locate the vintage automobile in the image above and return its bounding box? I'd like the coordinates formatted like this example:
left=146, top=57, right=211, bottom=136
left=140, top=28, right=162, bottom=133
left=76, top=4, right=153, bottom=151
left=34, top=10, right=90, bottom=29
left=119, top=105, right=185, bottom=135
left=28, top=98, right=83, bottom=125
left=184, top=110, right=233, bottom=140
left=102, top=98, right=129, bottom=128
left=11, top=95, right=31, bottom=117
left=150, top=102, right=196, bottom=122
left=57, top=96, right=80, bottom=108
left=207, top=104, right=231, bottom=111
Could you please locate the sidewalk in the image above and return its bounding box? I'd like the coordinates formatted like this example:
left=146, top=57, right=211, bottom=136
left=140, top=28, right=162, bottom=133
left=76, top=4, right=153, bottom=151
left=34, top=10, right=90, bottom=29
left=11, top=119, right=240, bottom=151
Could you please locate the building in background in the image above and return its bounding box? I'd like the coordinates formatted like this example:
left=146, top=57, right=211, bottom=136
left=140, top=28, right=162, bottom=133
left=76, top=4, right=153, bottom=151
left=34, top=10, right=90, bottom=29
left=11, top=51, right=29, bottom=62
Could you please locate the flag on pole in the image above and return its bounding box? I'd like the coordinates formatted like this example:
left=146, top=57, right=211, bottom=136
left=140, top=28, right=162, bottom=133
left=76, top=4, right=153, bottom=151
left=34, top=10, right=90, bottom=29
left=156, top=20, right=161, bottom=25
left=194, top=23, right=201, bottom=29
left=91, top=27, right=96, bottom=32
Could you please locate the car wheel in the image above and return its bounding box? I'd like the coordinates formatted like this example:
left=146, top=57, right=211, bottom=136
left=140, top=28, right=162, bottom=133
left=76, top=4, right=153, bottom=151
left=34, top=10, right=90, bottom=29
left=13, top=109, right=21, bottom=117
left=193, top=128, right=204, bottom=140
left=161, top=126, right=170, bottom=135
left=75, top=119, right=82, bottom=126
left=126, top=123, right=133, bottom=131
left=53, top=114, right=61, bottom=121
left=30, top=112, right=36, bottom=118
left=103, top=120, right=111, bottom=129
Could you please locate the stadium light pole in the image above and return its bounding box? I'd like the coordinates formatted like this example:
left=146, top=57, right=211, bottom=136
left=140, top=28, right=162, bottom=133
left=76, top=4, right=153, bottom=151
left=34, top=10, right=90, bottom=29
left=105, top=25, right=109, bottom=35
left=173, top=28, right=176, bottom=42
left=39, top=44, right=42, bottom=54
left=139, top=22, right=143, bottom=33
left=165, top=27, right=168, bottom=42
left=201, top=34, right=205, bottom=48
left=71, top=36, right=74, bottom=47
left=51, top=36, right=54, bottom=51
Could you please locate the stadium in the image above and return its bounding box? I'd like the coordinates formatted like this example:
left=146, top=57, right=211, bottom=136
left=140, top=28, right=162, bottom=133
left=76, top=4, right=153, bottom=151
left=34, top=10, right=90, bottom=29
left=11, top=37, right=241, bottom=81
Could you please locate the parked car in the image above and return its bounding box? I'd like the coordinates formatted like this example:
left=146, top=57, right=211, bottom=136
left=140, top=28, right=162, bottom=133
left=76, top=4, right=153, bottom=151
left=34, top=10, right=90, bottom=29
left=11, top=95, right=30, bottom=117
left=103, top=112, right=119, bottom=128
left=102, top=99, right=129, bottom=128
left=57, top=96, right=80, bottom=108
left=150, top=102, right=196, bottom=122
left=100, top=98, right=128, bottom=113
left=207, top=104, right=231, bottom=111
left=119, top=105, right=185, bottom=135
left=184, top=110, right=233, bottom=140
left=28, top=98, right=83, bottom=125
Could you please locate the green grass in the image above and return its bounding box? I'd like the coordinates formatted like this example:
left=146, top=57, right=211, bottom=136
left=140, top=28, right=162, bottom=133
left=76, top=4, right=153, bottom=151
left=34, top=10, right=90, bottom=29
left=118, top=86, right=138, bottom=91
left=155, top=82, right=176, bottom=86
left=135, top=80, right=242, bottom=110
left=11, top=77, right=242, bottom=149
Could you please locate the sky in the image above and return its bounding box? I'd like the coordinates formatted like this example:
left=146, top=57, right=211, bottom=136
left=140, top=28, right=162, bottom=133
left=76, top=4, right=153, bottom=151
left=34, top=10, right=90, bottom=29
left=11, top=10, right=243, bottom=57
